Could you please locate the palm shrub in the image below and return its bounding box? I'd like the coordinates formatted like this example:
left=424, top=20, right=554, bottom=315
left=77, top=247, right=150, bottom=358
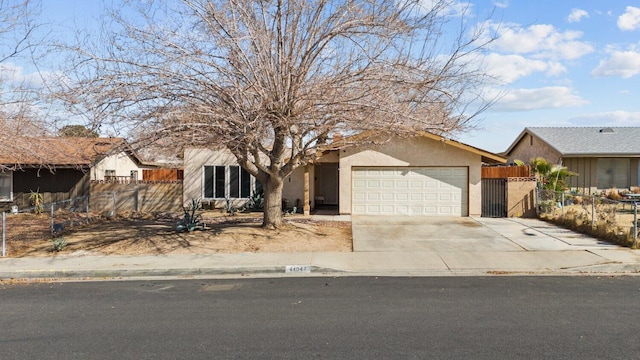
left=242, top=191, right=264, bottom=212
left=176, top=199, right=205, bottom=232
left=530, top=157, right=577, bottom=191
left=51, top=237, right=67, bottom=252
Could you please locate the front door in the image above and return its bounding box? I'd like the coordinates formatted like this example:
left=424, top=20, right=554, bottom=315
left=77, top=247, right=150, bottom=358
left=315, top=164, right=339, bottom=206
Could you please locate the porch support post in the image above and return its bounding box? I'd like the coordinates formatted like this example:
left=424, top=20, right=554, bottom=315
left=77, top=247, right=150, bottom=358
left=303, top=165, right=311, bottom=216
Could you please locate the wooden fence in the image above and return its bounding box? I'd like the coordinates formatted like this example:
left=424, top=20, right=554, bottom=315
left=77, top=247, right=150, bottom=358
left=142, top=169, right=184, bottom=181
left=482, top=166, right=531, bottom=179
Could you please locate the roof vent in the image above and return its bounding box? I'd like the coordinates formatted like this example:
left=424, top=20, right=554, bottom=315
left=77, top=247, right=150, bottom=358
left=599, top=128, right=614, bottom=133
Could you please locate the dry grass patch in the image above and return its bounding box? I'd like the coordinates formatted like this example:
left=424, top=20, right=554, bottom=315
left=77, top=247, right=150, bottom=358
left=540, top=203, right=637, bottom=247
left=3, top=211, right=352, bottom=257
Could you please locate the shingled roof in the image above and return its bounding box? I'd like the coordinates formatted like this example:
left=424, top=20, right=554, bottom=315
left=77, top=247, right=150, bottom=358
left=505, top=127, right=640, bottom=156
left=0, top=137, right=130, bottom=168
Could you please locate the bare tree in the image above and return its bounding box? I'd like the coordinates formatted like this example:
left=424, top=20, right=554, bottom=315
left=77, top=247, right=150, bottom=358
left=62, top=0, right=494, bottom=228
left=0, top=0, right=54, bottom=166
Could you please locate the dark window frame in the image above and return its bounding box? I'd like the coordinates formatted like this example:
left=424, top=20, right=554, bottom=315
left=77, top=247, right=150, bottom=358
left=203, top=165, right=261, bottom=199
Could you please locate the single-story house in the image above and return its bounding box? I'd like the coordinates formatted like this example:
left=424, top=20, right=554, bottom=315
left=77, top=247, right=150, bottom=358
left=0, top=137, right=153, bottom=209
left=504, top=127, right=640, bottom=194
left=184, top=132, right=506, bottom=216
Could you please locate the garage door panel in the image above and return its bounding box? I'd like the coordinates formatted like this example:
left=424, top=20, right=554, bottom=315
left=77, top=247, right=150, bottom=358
left=367, top=192, right=380, bottom=201
left=381, top=180, right=394, bottom=188
left=381, top=193, right=394, bottom=201
left=352, top=167, right=467, bottom=216
left=367, top=180, right=380, bottom=188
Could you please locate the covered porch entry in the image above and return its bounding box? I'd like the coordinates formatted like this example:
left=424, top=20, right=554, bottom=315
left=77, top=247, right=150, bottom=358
left=302, top=161, right=339, bottom=215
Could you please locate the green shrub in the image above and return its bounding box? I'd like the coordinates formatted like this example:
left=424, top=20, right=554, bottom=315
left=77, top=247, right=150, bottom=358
left=176, top=199, right=205, bottom=232
left=51, top=237, right=67, bottom=252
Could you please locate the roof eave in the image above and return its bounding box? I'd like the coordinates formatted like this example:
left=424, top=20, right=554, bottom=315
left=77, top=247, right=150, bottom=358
left=418, top=132, right=507, bottom=164
left=562, top=153, right=640, bottom=158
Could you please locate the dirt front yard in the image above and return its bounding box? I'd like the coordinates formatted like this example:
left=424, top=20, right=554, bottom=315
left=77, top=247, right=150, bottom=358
left=3, top=211, right=353, bottom=257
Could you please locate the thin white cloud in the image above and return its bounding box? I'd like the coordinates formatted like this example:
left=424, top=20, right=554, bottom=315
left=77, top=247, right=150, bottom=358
left=0, top=63, right=51, bottom=89
left=412, top=0, right=472, bottom=17
left=569, top=111, right=640, bottom=125
left=591, top=50, right=640, bottom=78
left=493, top=1, right=508, bottom=9
left=484, top=53, right=566, bottom=84
left=618, top=6, right=640, bottom=31
left=486, top=22, right=594, bottom=60
left=567, top=8, right=589, bottom=23
left=489, top=86, right=588, bottom=112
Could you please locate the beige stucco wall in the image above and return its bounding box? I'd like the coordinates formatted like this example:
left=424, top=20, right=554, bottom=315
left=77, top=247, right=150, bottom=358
left=183, top=148, right=304, bottom=209
left=184, top=148, right=235, bottom=206
left=92, top=153, right=146, bottom=181
left=338, top=136, right=483, bottom=216
left=185, top=137, right=490, bottom=215
left=507, top=178, right=537, bottom=218
left=507, top=134, right=562, bottom=164
left=282, top=166, right=305, bottom=209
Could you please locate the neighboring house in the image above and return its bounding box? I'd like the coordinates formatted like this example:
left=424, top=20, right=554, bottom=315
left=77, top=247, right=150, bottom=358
left=504, top=127, right=640, bottom=194
left=184, top=132, right=506, bottom=216
left=0, top=137, right=152, bottom=210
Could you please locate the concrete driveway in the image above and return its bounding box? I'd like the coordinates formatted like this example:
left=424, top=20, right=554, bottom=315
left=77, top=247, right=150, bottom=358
left=351, top=215, right=621, bottom=252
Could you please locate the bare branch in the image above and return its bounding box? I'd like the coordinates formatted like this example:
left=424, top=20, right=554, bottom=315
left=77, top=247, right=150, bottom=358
left=58, top=0, right=497, bottom=227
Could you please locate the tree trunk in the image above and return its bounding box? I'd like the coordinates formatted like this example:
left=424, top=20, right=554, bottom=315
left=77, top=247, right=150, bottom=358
left=262, top=175, right=284, bottom=229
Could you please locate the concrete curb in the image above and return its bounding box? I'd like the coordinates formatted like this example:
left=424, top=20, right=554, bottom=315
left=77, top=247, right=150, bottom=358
left=0, top=266, right=347, bottom=280
left=3, top=263, right=640, bottom=281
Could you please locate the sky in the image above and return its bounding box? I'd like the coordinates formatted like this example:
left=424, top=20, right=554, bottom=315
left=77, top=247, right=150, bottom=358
left=454, top=0, right=640, bottom=153
left=7, top=1, right=640, bottom=153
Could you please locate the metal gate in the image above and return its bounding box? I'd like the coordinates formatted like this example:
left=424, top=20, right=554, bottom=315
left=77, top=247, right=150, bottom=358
left=482, top=178, right=507, bottom=217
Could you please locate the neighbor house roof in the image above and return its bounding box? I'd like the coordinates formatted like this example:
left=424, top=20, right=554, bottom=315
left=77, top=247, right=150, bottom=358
left=0, top=137, right=136, bottom=168
left=505, top=127, right=640, bottom=157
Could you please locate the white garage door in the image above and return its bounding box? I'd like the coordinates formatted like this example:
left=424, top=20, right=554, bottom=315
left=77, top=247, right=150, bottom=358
left=352, top=167, right=468, bottom=216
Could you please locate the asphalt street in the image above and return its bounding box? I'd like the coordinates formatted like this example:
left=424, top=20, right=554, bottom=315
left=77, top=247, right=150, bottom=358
left=2, top=276, right=640, bottom=359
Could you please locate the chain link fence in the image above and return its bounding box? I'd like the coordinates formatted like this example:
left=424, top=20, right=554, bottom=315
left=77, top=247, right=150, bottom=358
left=537, top=188, right=640, bottom=247
left=1, top=188, right=183, bottom=257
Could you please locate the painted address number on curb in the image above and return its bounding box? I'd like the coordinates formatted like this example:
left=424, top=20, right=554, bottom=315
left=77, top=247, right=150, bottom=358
left=286, top=265, right=311, bottom=273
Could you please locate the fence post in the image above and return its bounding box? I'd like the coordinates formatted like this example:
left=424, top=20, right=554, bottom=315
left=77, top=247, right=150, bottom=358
left=634, top=202, right=638, bottom=248
left=535, top=187, right=539, bottom=217
left=50, top=202, right=55, bottom=233
left=135, top=187, right=139, bottom=212
left=561, top=192, right=565, bottom=216
left=2, top=212, right=5, bottom=257
left=591, top=195, right=595, bottom=227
